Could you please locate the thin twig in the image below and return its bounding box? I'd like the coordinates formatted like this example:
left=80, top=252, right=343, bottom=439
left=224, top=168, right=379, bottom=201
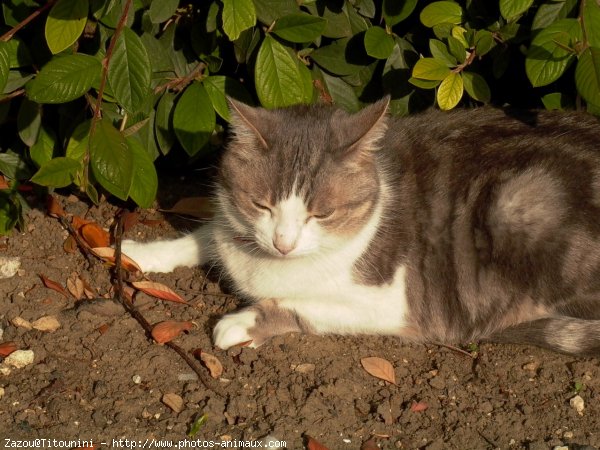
left=112, top=211, right=224, bottom=397
left=433, top=342, right=477, bottom=359
left=0, top=0, right=57, bottom=42
left=154, top=62, right=206, bottom=94
left=0, top=89, right=25, bottom=103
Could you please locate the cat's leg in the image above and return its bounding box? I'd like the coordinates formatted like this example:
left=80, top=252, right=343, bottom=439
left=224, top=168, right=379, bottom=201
left=213, top=300, right=313, bottom=349
left=121, top=223, right=214, bottom=273
left=214, top=295, right=406, bottom=349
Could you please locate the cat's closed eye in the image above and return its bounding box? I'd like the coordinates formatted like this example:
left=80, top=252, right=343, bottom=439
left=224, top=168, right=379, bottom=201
left=252, top=200, right=272, bottom=213
left=310, top=210, right=335, bottom=220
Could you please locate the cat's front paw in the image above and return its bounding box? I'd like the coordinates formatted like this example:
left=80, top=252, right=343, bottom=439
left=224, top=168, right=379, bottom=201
left=213, top=310, right=260, bottom=349
left=121, top=240, right=178, bottom=273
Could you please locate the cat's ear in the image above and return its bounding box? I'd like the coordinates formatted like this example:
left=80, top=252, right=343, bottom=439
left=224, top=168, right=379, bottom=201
left=331, top=96, right=390, bottom=155
left=227, top=98, right=269, bottom=150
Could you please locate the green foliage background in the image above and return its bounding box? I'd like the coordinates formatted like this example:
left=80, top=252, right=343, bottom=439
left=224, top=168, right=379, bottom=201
left=0, top=0, right=599, bottom=233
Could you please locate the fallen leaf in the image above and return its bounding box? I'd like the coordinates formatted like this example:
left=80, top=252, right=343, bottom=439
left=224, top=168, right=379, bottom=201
left=0, top=175, right=8, bottom=189
left=72, top=216, right=92, bottom=230
left=360, top=438, right=379, bottom=450
left=46, top=195, right=65, bottom=218
left=306, top=435, right=330, bottom=450
left=140, top=218, right=163, bottom=226
left=31, top=315, right=61, bottom=332
left=151, top=320, right=194, bottom=344
left=11, top=316, right=32, bottom=329
left=80, top=223, right=110, bottom=248
left=122, top=210, right=139, bottom=232
left=187, top=413, right=208, bottom=437
left=67, top=276, right=84, bottom=300
left=131, top=281, right=187, bottom=304
left=160, top=197, right=214, bottom=219
left=63, top=235, right=78, bottom=253
left=361, top=357, right=397, bottom=385
left=193, top=350, right=223, bottom=378
left=0, top=341, right=18, bottom=357
left=39, top=275, right=69, bottom=298
left=410, top=401, right=428, bottom=412
left=162, top=392, right=184, bottom=413
left=91, top=247, right=142, bottom=272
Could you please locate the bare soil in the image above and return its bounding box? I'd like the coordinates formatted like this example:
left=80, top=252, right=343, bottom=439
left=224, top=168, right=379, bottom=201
left=1, top=179, right=600, bottom=450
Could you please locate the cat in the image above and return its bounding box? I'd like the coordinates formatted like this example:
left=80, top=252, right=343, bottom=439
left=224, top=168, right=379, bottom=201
left=122, top=97, right=600, bottom=355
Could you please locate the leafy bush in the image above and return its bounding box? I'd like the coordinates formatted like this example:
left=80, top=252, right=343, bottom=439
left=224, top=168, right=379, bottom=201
left=0, top=0, right=599, bottom=234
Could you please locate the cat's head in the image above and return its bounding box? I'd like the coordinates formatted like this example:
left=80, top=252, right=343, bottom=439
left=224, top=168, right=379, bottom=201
left=217, top=98, right=389, bottom=258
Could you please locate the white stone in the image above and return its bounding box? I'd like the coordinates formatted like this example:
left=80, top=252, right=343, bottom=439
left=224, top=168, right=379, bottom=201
left=4, top=349, right=34, bottom=369
left=570, top=395, right=585, bottom=414
left=0, top=257, right=20, bottom=279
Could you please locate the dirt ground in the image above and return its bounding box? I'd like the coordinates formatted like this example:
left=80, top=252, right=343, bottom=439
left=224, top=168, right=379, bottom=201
left=1, top=176, right=600, bottom=450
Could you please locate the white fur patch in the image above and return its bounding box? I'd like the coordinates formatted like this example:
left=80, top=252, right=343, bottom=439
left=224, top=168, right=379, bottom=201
left=213, top=310, right=258, bottom=349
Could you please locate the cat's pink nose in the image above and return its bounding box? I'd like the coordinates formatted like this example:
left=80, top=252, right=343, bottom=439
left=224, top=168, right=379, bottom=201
left=273, top=238, right=296, bottom=255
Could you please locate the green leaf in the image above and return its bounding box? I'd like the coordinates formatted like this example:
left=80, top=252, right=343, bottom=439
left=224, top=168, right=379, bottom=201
left=320, top=71, right=360, bottom=113
left=437, top=72, right=463, bottom=110
left=253, top=0, right=299, bottom=25
left=108, top=27, right=151, bottom=113
left=582, top=0, right=600, bottom=48
left=412, top=57, right=451, bottom=81
left=311, top=38, right=362, bottom=76
left=420, top=1, right=463, bottom=28
left=222, top=0, right=257, bottom=41
left=409, top=77, right=442, bottom=89
left=89, top=119, right=133, bottom=200
left=66, top=120, right=91, bottom=162
left=126, top=137, right=158, bottom=208
left=541, top=92, right=568, bottom=110
left=447, top=36, right=466, bottom=63
left=500, top=0, right=534, bottom=20
left=462, top=71, right=491, bottom=102
left=45, top=0, right=89, bottom=54
left=0, top=42, right=9, bottom=93
left=525, top=19, right=581, bottom=87
left=383, top=0, right=418, bottom=26
left=203, top=75, right=252, bottom=122
left=255, top=35, right=305, bottom=108
left=271, top=13, right=326, bottom=43
left=155, top=92, right=176, bottom=156
left=30, top=157, right=80, bottom=188
left=429, top=39, right=457, bottom=67
left=30, top=127, right=57, bottom=167
left=575, top=47, right=600, bottom=107
left=0, top=150, right=32, bottom=180
left=364, top=26, right=395, bottom=60
left=148, top=0, right=178, bottom=23
left=474, top=30, right=495, bottom=56
left=304, top=3, right=352, bottom=39
left=26, top=54, right=101, bottom=103
left=173, top=82, right=216, bottom=156
left=0, top=191, right=19, bottom=235
left=17, top=98, right=41, bottom=147
left=532, top=0, right=577, bottom=30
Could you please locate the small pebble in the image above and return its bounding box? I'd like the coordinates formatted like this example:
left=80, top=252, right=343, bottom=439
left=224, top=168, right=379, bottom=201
left=132, top=375, right=142, bottom=384
left=0, top=256, right=20, bottom=279
left=32, top=315, right=61, bottom=332
left=294, top=363, right=315, bottom=374
left=4, top=349, right=34, bottom=369
left=11, top=317, right=32, bottom=330
left=178, top=373, right=199, bottom=382
left=0, top=387, right=4, bottom=399
left=570, top=395, right=585, bottom=414
left=563, top=431, right=573, bottom=439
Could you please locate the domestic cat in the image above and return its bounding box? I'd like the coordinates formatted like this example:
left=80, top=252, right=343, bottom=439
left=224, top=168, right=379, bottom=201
left=122, top=98, right=600, bottom=355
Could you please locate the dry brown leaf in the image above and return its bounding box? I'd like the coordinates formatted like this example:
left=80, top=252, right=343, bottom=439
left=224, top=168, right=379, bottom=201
left=63, top=235, right=78, bottom=253
left=162, top=392, right=184, bottom=413
left=160, top=197, right=214, bottom=219
left=151, top=320, right=194, bottom=344
left=0, top=175, right=9, bottom=190
left=46, top=195, right=65, bottom=218
left=140, top=218, right=163, bottom=226
left=122, top=210, right=139, bottom=232
left=31, top=315, right=61, bottom=332
left=72, top=216, right=92, bottom=231
left=67, top=276, right=84, bottom=300
left=360, top=356, right=397, bottom=385
left=0, top=341, right=18, bottom=357
left=306, top=435, right=330, bottom=450
left=80, top=223, right=110, bottom=248
left=410, top=401, right=428, bottom=412
left=360, top=438, right=379, bottom=450
left=97, top=323, right=110, bottom=335
left=39, top=274, right=69, bottom=298
left=131, top=281, right=187, bottom=304
left=91, top=247, right=142, bottom=273
left=194, top=350, right=223, bottom=378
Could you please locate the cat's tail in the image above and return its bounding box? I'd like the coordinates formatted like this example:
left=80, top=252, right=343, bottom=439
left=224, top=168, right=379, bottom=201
left=487, top=316, right=600, bottom=356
